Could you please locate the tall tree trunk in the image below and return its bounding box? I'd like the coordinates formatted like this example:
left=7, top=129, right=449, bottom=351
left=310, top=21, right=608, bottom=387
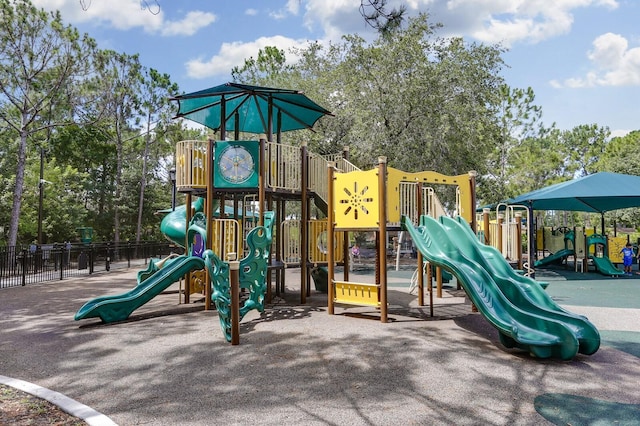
left=7, top=128, right=28, bottom=247
left=135, top=132, right=151, bottom=244
left=113, top=130, right=123, bottom=244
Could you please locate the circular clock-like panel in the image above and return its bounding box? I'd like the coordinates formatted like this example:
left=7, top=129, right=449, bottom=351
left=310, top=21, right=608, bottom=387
left=218, top=145, right=255, bottom=184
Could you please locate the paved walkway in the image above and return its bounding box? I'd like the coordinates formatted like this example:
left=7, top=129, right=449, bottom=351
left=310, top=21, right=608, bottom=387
left=1, top=265, right=639, bottom=425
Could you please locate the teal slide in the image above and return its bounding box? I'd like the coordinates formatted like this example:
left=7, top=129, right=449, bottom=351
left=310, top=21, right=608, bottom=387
left=160, top=197, right=207, bottom=247
left=590, top=255, right=624, bottom=276
left=534, top=248, right=574, bottom=268
left=443, top=216, right=599, bottom=355
left=402, top=215, right=587, bottom=360
left=75, top=255, right=204, bottom=323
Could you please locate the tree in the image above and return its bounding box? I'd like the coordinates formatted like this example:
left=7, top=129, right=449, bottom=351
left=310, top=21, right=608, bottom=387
left=480, top=85, right=546, bottom=203
left=231, top=46, right=291, bottom=86
left=302, top=14, right=505, bottom=178
left=134, top=67, right=179, bottom=244
left=359, top=0, right=406, bottom=34
left=20, top=157, right=89, bottom=243
left=95, top=50, right=143, bottom=243
left=0, top=0, right=99, bottom=246
left=561, top=124, right=610, bottom=177
left=596, top=130, right=640, bottom=175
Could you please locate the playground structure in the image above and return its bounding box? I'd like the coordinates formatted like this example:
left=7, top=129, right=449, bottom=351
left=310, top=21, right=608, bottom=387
left=73, top=82, right=601, bottom=358
left=533, top=225, right=628, bottom=276
left=75, top=135, right=602, bottom=358
left=534, top=227, right=575, bottom=268
left=325, top=157, right=477, bottom=321
left=323, top=158, right=599, bottom=359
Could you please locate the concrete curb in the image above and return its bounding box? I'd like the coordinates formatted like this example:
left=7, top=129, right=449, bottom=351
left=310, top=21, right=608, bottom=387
left=0, top=375, right=117, bottom=426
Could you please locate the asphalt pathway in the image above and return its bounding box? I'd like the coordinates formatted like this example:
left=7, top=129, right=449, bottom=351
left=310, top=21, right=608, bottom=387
left=1, top=265, right=639, bottom=425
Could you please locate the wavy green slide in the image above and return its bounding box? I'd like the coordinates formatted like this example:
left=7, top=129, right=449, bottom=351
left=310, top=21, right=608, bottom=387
left=442, top=216, right=599, bottom=355
left=402, top=215, right=585, bottom=360
left=74, top=255, right=204, bottom=323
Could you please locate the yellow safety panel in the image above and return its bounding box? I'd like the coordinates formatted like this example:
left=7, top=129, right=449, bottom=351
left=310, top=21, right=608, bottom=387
left=308, top=220, right=344, bottom=263
left=190, top=269, right=206, bottom=294
left=333, top=169, right=380, bottom=229
left=536, top=228, right=544, bottom=250
left=333, top=281, right=380, bottom=307
left=386, top=167, right=473, bottom=224
left=609, top=235, right=628, bottom=264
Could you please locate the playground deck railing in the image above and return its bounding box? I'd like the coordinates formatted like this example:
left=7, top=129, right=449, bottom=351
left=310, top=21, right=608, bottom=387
left=308, top=152, right=359, bottom=205
left=0, top=241, right=175, bottom=289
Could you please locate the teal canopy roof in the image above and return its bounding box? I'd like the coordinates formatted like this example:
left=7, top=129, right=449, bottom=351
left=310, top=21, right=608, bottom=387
left=172, top=82, right=332, bottom=135
left=506, top=172, right=640, bottom=213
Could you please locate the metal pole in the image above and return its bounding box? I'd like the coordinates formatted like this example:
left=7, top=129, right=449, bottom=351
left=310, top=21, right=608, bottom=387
left=37, top=147, right=45, bottom=245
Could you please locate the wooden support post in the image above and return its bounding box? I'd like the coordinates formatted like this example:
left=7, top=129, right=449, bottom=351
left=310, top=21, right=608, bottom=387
left=205, top=137, right=215, bottom=311
left=327, top=162, right=335, bottom=315
left=377, top=156, right=388, bottom=323
left=468, top=171, right=478, bottom=235
left=266, top=193, right=274, bottom=304
left=259, top=137, right=266, bottom=227
left=427, top=262, right=433, bottom=317
left=228, top=253, right=240, bottom=345
left=300, top=142, right=309, bottom=303
left=416, top=182, right=424, bottom=307
left=483, top=208, right=491, bottom=245
left=184, top=192, right=193, bottom=304
left=342, top=146, right=350, bottom=283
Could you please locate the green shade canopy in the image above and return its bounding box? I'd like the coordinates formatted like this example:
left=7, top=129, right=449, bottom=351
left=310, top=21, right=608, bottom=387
left=172, top=82, right=332, bottom=135
left=506, top=172, right=640, bottom=213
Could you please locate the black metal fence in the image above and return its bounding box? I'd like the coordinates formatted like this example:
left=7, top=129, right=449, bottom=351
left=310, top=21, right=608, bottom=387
left=0, top=241, right=178, bottom=289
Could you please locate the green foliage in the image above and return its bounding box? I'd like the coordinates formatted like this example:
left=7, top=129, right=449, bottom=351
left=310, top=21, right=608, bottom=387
left=0, top=0, right=99, bottom=245
left=20, top=156, right=89, bottom=243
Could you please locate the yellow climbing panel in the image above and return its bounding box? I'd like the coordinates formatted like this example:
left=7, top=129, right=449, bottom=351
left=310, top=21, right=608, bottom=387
left=333, top=281, right=380, bottom=307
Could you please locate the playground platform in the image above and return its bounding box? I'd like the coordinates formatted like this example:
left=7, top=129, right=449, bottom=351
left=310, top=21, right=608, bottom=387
left=1, top=265, right=639, bottom=425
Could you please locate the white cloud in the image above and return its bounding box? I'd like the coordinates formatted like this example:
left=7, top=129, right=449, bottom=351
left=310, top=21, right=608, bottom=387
left=161, top=11, right=217, bottom=36
left=31, top=0, right=215, bottom=36
left=451, top=0, right=618, bottom=47
left=185, top=36, right=310, bottom=79
left=269, top=0, right=301, bottom=20
left=302, top=0, right=619, bottom=48
left=245, top=9, right=258, bottom=16
left=551, top=33, right=640, bottom=88
left=610, top=129, right=631, bottom=138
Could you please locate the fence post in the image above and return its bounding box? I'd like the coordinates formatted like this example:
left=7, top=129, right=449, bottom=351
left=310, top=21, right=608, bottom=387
left=59, top=244, right=64, bottom=280
left=21, top=248, right=27, bottom=286
left=106, top=242, right=111, bottom=271
left=127, top=240, right=131, bottom=268
left=89, top=245, right=94, bottom=274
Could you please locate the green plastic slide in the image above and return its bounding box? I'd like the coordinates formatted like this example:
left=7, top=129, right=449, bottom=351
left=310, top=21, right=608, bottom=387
left=590, top=255, right=624, bottom=276
left=74, top=255, right=204, bottom=323
left=160, top=198, right=207, bottom=247
left=401, top=215, right=581, bottom=360
left=534, top=248, right=575, bottom=268
left=442, top=216, right=599, bottom=355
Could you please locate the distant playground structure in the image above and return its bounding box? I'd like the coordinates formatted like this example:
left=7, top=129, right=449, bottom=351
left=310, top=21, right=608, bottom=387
left=74, top=82, right=607, bottom=360
left=532, top=225, right=629, bottom=276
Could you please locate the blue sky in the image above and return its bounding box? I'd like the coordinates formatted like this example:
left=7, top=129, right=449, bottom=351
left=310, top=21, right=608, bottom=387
left=33, top=0, right=640, bottom=137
